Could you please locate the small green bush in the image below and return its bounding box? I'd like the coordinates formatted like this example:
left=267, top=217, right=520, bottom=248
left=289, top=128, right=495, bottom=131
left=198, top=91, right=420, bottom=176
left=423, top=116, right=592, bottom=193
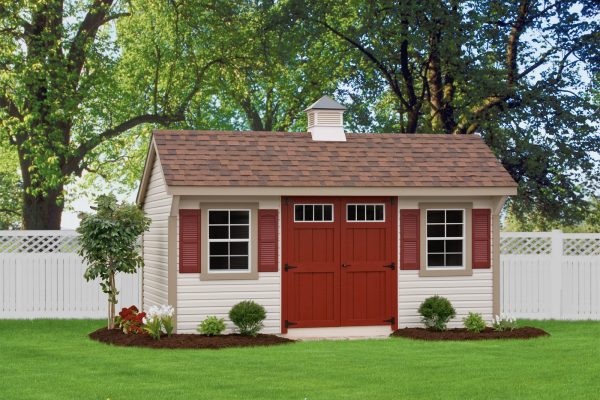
left=418, top=295, right=456, bottom=331
left=198, top=316, right=226, bottom=336
left=228, top=300, right=266, bottom=337
left=463, top=312, right=486, bottom=333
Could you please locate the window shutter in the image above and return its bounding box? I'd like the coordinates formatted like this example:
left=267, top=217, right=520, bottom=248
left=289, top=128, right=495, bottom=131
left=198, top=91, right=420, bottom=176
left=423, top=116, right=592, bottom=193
left=258, top=209, right=278, bottom=272
left=400, top=209, right=420, bottom=270
left=179, top=209, right=200, bottom=273
left=472, top=209, right=491, bottom=269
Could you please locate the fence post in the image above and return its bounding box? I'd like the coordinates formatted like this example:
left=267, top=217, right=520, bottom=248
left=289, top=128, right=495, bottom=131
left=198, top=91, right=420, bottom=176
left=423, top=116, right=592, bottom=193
left=550, top=229, right=562, bottom=319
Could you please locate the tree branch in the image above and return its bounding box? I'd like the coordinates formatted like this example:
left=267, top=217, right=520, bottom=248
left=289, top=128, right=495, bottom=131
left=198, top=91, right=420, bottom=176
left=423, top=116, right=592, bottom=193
left=316, top=19, right=407, bottom=109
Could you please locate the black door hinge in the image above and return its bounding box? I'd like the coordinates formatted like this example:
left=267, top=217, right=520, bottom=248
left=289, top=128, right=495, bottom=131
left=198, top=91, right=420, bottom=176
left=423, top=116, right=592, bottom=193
left=284, top=263, right=298, bottom=272
left=384, top=317, right=395, bottom=325
left=383, top=262, right=395, bottom=270
left=285, top=320, right=298, bottom=328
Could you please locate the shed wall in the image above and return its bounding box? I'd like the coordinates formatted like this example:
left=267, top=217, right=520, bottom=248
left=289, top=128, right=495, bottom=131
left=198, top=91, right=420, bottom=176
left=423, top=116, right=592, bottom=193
left=176, top=196, right=281, bottom=334
left=397, top=197, right=496, bottom=327
left=141, top=157, right=172, bottom=309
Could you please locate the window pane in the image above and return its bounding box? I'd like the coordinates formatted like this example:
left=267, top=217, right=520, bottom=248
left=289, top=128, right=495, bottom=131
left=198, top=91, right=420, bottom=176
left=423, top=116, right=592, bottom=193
left=314, top=205, right=323, bottom=221
left=324, top=205, right=333, bottom=221
left=348, top=205, right=356, bottom=221
left=357, top=205, right=365, bottom=220
left=366, top=205, right=375, bottom=220
left=230, top=256, right=248, bottom=270
left=209, top=226, right=228, bottom=239
left=230, top=242, right=248, bottom=255
left=446, top=210, right=463, bottom=223
left=230, top=211, right=249, bottom=224
left=375, top=205, right=384, bottom=221
left=209, top=256, right=228, bottom=270
left=446, top=253, right=463, bottom=267
left=209, top=211, right=228, bottom=225
left=210, top=242, right=228, bottom=256
left=446, top=240, right=463, bottom=253
left=427, top=240, right=444, bottom=253
left=230, top=226, right=249, bottom=239
left=295, top=205, right=303, bottom=221
left=446, top=224, right=463, bottom=237
left=427, top=210, right=445, bottom=223
left=427, top=225, right=445, bottom=237
left=305, top=205, right=313, bottom=221
left=428, top=253, right=444, bottom=267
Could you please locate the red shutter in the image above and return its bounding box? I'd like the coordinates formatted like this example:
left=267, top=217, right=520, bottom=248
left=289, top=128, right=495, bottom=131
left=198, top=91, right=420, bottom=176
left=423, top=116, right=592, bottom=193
left=258, top=209, right=278, bottom=272
left=400, top=209, right=420, bottom=270
left=179, top=209, right=200, bottom=273
left=472, top=209, right=491, bottom=269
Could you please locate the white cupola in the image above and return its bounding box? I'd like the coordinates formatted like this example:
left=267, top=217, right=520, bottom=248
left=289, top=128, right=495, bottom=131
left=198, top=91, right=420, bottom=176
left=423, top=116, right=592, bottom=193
left=304, top=95, right=346, bottom=141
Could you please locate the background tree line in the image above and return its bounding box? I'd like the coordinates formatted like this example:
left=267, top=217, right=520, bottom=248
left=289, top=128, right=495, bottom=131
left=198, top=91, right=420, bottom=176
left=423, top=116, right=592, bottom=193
left=0, top=0, right=598, bottom=230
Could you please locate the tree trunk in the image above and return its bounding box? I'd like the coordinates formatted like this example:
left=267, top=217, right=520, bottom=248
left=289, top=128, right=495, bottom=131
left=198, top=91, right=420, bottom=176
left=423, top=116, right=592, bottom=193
left=21, top=188, right=64, bottom=230
left=108, top=271, right=116, bottom=329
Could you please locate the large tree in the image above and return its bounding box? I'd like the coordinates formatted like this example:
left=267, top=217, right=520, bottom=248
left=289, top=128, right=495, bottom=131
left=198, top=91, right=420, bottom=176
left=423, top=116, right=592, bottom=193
left=0, top=0, right=222, bottom=229
left=287, top=0, right=600, bottom=225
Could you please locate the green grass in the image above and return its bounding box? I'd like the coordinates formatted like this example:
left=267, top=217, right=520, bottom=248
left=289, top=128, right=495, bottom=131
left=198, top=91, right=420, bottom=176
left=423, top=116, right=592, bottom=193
left=0, top=320, right=599, bottom=399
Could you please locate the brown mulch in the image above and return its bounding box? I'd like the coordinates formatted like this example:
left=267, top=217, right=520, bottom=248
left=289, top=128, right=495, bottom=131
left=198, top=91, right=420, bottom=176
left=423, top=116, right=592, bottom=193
left=390, top=326, right=549, bottom=341
left=89, top=328, right=295, bottom=349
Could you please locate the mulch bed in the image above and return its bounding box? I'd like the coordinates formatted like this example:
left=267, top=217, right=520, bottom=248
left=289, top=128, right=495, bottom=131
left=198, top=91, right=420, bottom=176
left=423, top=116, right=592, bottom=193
left=89, top=328, right=295, bottom=349
left=390, top=326, right=549, bottom=341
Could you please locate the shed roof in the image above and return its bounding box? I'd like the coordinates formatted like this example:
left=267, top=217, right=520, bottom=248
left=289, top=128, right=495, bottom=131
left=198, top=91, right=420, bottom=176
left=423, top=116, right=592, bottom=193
left=150, top=130, right=517, bottom=189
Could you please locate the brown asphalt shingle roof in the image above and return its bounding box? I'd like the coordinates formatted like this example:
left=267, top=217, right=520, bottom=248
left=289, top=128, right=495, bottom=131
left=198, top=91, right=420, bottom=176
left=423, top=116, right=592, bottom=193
left=153, top=130, right=517, bottom=188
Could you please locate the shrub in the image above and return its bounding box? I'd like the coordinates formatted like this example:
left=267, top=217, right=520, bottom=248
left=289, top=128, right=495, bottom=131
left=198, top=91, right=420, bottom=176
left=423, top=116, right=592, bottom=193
left=463, top=312, right=486, bottom=333
left=114, top=306, right=146, bottom=334
left=418, top=295, right=456, bottom=331
left=492, top=314, right=517, bottom=332
left=198, top=316, right=226, bottom=336
left=228, top=300, right=266, bottom=337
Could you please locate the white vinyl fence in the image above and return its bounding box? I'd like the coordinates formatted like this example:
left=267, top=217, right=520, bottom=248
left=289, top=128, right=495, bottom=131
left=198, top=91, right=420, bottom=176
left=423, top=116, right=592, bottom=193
left=0, top=231, right=141, bottom=319
left=1, top=230, right=599, bottom=320
left=500, top=230, right=600, bottom=320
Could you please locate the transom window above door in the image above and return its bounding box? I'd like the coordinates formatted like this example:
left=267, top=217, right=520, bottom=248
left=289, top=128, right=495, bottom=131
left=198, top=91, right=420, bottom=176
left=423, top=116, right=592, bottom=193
left=294, top=204, right=334, bottom=222
left=347, top=204, right=385, bottom=222
left=208, top=210, right=250, bottom=272
left=426, top=209, right=465, bottom=269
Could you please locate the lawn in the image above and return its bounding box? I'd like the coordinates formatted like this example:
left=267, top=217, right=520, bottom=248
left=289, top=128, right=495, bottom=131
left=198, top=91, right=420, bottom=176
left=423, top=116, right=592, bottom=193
left=0, top=320, right=598, bottom=400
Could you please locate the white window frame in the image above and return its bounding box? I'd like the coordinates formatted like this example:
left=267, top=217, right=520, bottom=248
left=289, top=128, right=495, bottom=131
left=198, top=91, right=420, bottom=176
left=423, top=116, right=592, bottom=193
left=425, top=208, right=466, bottom=270
left=207, top=209, right=251, bottom=273
left=293, top=204, right=334, bottom=223
left=346, top=203, right=386, bottom=222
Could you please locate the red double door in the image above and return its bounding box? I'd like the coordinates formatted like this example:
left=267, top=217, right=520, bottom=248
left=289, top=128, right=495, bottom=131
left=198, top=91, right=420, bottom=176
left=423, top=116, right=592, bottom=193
left=282, top=197, right=397, bottom=330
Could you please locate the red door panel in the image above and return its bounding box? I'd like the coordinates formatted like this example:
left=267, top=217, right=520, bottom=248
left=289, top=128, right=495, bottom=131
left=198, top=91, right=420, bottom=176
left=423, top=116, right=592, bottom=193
left=282, top=196, right=397, bottom=331
left=284, top=198, right=340, bottom=328
left=340, top=198, right=395, bottom=326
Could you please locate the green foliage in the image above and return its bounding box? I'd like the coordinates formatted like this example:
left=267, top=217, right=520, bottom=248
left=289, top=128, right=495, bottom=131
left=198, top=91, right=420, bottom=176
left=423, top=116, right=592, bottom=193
left=504, top=197, right=600, bottom=233
left=77, top=194, right=150, bottom=328
left=144, top=317, right=162, bottom=340
left=462, top=312, right=486, bottom=333
left=228, top=301, right=267, bottom=337
left=418, top=296, right=456, bottom=331
left=198, top=316, right=226, bottom=336
left=492, top=314, right=518, bottom=332
left=0, top=141, right=21, bottom=229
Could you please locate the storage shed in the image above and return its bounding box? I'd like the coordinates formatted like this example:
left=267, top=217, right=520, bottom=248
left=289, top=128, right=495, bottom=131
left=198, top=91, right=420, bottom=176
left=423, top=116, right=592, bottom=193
left=136, top=96, right=517, bottom=336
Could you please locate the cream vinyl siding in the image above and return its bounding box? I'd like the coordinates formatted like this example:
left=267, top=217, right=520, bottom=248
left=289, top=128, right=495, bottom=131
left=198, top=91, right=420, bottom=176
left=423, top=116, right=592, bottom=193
left=176, top=196, right=282, bottom=334
left=177, top=273, right=281, bottom=333
left=142, top=157, right=172, bottom=309
left=398, top=269, right=493, bottom=327
left=397, top=196, right=496, bottom=327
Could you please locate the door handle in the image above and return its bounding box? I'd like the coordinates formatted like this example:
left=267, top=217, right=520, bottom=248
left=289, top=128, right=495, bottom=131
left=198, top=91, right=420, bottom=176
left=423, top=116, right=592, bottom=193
left=341, top=263, right=351, bottom=268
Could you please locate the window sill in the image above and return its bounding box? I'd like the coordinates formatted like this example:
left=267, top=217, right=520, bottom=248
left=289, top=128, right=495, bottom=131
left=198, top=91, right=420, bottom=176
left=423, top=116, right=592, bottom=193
left=419, top=268, right=473, bottom=277
left=200, top=269, right=259, bottom=281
